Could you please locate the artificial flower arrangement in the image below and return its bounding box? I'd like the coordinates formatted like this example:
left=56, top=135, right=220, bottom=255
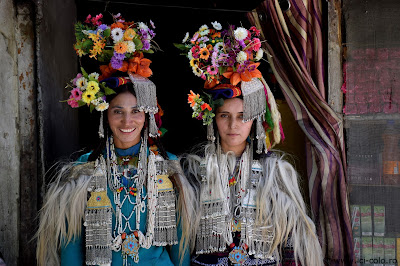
left=66, top=67, right=116, bottom=111
left=66, top=13, right=158, bottom=112
left=175, top=22, right=264, bottom=125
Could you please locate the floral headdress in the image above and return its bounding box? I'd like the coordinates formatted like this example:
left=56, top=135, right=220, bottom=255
left=66, top=13, right=161, bottom=137
left=176, top=22, right=284, bottom=153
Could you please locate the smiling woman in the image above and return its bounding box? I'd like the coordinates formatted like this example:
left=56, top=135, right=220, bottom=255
left=107, top=90, right=145, bottom=149
left=36, top=13, right=194, bottom=266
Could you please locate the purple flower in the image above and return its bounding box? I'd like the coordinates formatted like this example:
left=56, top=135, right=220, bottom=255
left=111, top=56, right=123, bottom=69
left=227, top=56, right=235, bottom=66
left=142, top=40, right=150, bottom=50
left=150, top=20, right=155, bottom=29
left=239, top=40, right=246, bottom=48
left=198, top=36, right=209, bottom=43
left=148, top=29, right=155, bottom=38
left=196, top=113, right=203, bottom=120
left=98, top=24, right=107, bottom=31
left=139, top=29, right=148, bottom=39
left=113, top=51, right=125, bottom=60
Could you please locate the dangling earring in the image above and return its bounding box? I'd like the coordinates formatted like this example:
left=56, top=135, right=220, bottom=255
left=98, top=111, right=105, bottom=138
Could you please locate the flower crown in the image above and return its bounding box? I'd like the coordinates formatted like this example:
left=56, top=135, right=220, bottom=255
left=175, top=22, right=264, bottom=125
left=66, top=13, right=158, bottom=112
left=176, top=23, right=284, bottom=153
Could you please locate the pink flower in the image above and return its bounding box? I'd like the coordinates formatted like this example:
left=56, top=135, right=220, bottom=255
left=71, top=88, right=83, bottom=100
left=250, top=26, right=261, bottom=36
left=67, top=95, right=79, bottom=108
left=207, top=65, right=218, bottom=75
left=72, top=73, right=82, bottom=86
left=251, top=38, right=261, bottom=51
left=85, top=15, right=92, bottom=24
left=191, top=32, right=200, bottom=43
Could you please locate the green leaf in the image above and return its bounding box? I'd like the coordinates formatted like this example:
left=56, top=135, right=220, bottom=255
left=80, top=67, right=88, bottom=78
left=82, top=39, right=93, bottom=50
left=173, top=43, right=187, bottom=51
left=74, top=22, right=86, bottom=40
left=143, top=49, right=154, bottom=54
left=103, top=28, right=111, bottom=38
left=78, top=100, right=86, bottom=107
left=103, top=85, right=116, bottom=95
left=98, top=49, right=113, bottom=63
left=159, top=127, right=168, bottom=136
left=89, top=104, right=95, bottom=113
left=133, top=38, right=143, bottom=50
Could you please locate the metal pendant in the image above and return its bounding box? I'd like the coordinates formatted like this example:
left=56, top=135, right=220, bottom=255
left=122, top=234, right=139, bottom=260
left=228, top=246, right=248, bottom=265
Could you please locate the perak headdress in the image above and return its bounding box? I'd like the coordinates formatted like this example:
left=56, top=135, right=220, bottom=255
left=175, top=22, right=284, bottom=153
left=65, top=13, right=161, bottom=137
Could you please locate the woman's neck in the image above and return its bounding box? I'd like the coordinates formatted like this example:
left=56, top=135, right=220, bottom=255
left=220, top=143, right=246, bottom=157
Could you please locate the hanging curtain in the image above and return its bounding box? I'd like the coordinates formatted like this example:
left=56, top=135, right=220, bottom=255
left=248, top=0, right=354, bottom=264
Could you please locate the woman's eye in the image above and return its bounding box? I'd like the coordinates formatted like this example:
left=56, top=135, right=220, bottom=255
left=132, top=109, right=140, bottom=114
left=220, top=114, right=228, bottom=118
left=114, top=110, right=122, bottom=114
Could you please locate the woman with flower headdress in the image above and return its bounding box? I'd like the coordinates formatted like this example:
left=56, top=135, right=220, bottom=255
left=36, top=13, right=193, bottom=266
left=176, top=23, right=324, bottom=265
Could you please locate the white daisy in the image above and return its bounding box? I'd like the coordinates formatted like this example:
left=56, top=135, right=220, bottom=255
left=125, top=41, right=136, bottom=53
left=236, top=51, right=247, bottom=64
left=95, top=101, right=109, bottom=111
left=213, top=42, right=224, bottom=52
left=91, top=98, right=100, bottom=105
left=76, top=77, right=88, bottom=90
left=211, top=21, right=222, bottom=30
left=199, top=43, right=206, bottom=49
left=234, top=27, right=248, bottom=41
left=255, top=48, right=264, bottom=61
left=192, top=66, right=203, bottom=77
left=111, top=28, right=124, bottom=42
left=137, top=22, right=148, bottom=30
left=199, top=24, right=208, bottom=32
left=188, top=50, right=193, bottom=60
left=182, top=32, right=189, bottom=43
left=199, top=29, right=210, bottom=36
left=88, top=72, right=99, bottom=80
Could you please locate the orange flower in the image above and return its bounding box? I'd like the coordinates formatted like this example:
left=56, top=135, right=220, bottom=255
left=206, top=44, right=213, bottom=51
left=111, top=22, right=126, bottom=30
left=211, top=32, right=221, bottom=39
left=127, top=53, right=153, bottom=77
left=188, top=90, right=199, bottom=107
left=222, top=67, right=241, bottom=86
left=201, top=103, right=211, bottom=111
left=199, top=47, right=210, bottom=60
left=124, top=28, right=136, bottom=40
left=114, top=42, right=128, bottom=54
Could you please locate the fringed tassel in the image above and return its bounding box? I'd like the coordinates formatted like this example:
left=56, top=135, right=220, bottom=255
left=128, top=72, right=158, bottom=114
left=148, top=114, right=159, bottom=138
left=154, top=189, right=178, bottom=246
left=196, top=201, right=228, bottom=254
left=256, top=116, right=267, bottom=154
left=84, top=191, right=112, bottom=265
left=207, top=122, right=215, bottom=142
left=98, top=111, right=104, bottom=138
left=241, top=78, right=266, bottom=122
left=261, top=77, right=282, bottom=146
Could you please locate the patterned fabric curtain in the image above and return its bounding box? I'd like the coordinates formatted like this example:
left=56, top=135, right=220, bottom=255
left=248, top=1, right=354, bottom=264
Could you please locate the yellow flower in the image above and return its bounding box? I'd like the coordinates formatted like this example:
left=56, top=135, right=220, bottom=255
left=86, top=81, right=100, bottom=94
left=82, top=90, right=96, bottom=104
left=124, top=28, right=136, bottom=41
left=190, top=58, right=199, bottom=67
